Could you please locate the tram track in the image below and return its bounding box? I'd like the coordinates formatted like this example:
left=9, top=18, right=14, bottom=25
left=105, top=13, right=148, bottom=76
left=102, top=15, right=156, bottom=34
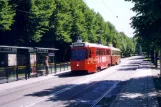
left=46, top=71, right=128, bottom=107
left=0, top=66, right=115, bottom=97
left=19, top=68, right=120, bottom=107
left=67, top=70, right=120, bottom=100
left=90, top=63, right=143, bottom=107
left=50, top=64, right=136, bottom=107
left=0, top=58, right=132, bottom=107
left=91, top=72, right=135, bottom=107
left=68, top=72, right=131, bottom=107
left=0, top=58, right=126, bottom=96
left=0, top=66, right=119, bottom=107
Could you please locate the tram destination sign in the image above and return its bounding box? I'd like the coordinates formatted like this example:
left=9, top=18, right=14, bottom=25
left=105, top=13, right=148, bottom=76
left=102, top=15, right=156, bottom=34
left=0, top=47, right=17, bottom=53
left=73, top=43, right=84, bottom=47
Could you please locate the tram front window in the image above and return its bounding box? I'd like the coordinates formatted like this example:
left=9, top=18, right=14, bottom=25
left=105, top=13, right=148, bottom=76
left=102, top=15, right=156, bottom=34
left=71, top=49, right=87, bottom=61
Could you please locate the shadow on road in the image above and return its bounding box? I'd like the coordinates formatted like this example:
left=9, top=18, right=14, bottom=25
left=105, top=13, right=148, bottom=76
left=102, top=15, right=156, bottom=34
left=118, top=60, right=141, bottom=71
left=23, top=57, right=159, bottom=107
left=24, top=75, right=158, bottom=107
left=56, top=72, right=89, bottom=78
left=129, top=57, right=144, bottom=60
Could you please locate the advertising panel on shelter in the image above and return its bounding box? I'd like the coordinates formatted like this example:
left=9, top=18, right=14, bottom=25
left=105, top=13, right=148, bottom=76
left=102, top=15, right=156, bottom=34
left=8, top=54, right=17, bottom=66
left=30, top=54, right=36, bottom=74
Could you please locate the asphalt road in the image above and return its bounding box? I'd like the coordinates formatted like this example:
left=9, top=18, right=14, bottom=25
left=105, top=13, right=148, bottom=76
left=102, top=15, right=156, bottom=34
left=0, top=56, right=144, bottom=107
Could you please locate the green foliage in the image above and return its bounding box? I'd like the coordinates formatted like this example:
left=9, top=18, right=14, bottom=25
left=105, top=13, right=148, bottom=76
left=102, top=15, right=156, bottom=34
left=0, top=0, right=135, bottom=60
left=119, top=32, right=135, bottom=57
left=0, top=0, right=15, bottom=31
left=29, top=0, right=56, bottom=42
left=125, top=0, right=161, bottom=53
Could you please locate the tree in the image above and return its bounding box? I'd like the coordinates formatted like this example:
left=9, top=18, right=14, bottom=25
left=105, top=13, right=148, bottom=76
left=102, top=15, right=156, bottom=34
left=0, top=0, right=15, bottom=31
left=28, top=0, right=56, bottom=43
left=125, top=0, right=161, bottom=70
left=0, top=0, right=135, bottom=62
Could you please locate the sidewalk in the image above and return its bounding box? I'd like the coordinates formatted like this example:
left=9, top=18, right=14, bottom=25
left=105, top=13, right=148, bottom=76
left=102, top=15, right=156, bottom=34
left=0, top=70, right=70, bottom=92
left=111, top=60, right=159, bottom=107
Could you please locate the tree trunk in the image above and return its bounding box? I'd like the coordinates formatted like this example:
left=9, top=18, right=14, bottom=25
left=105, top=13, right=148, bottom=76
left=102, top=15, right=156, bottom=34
left=154, top=52, right=158, bottom=68
left=148, top=50, right=150, bottom=58
left=151, top=50, right=154, bottom=63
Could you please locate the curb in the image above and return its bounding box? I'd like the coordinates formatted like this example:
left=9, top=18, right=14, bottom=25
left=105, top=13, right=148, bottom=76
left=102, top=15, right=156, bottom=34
left=0, top=70, right=71, bottom=92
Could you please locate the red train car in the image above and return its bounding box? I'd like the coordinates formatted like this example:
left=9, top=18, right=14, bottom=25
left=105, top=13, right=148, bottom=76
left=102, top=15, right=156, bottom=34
left=110, top=47, right=121, bottom=65
left=70, top=42, right=116, bottom=73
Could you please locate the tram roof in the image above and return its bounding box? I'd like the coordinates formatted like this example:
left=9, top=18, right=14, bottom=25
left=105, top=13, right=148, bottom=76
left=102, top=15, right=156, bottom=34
left=110, top=47, right=120, bottom=51
left=85, top=42, right=111, bottom=48
left=72, top=42, right=120, bottom=51
left=72, top=42, right=110, bottom=49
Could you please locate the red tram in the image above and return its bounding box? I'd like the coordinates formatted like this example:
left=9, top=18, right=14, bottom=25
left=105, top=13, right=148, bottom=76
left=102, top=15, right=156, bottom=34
left=70, top=41, right=121, bottom=73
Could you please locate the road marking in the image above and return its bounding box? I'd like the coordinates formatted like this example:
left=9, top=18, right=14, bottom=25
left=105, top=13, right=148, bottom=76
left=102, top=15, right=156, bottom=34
left=20, top=57, right=138, bottom=107
left=91, top=81, right=119, bottom=107
left=20, top=69, right=117, bottom=107
left=21, top=57, right=133, bottom=107
left=90, top=72, right=130, bottom=107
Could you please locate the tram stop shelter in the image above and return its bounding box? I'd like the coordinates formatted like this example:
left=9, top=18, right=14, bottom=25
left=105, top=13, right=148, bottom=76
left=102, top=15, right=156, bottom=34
left=0, top=45, right=58, bottom=84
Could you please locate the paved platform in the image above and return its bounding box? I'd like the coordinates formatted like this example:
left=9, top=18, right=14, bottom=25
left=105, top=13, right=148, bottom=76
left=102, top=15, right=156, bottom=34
left=111, top=60, right=159, bottom=107
left=0, top=70, right=70, bottom=92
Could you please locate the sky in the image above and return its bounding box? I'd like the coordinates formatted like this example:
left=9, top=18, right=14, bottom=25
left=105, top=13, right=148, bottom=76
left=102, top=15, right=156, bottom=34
left=83, top=0, right=136, bottom=37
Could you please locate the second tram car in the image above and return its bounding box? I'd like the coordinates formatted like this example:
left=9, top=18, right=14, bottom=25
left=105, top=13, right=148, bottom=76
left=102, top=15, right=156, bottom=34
left=111, top=47, right=121, bottom=65
left=70, top=41, right=120, bottom=73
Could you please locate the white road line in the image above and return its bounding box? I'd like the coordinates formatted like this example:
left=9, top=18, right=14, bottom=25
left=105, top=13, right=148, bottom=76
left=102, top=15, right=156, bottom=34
left=91, top=81, right=119, bottom=107
left=21, top=58, right=135, bottom=107
left=20, top=69, right=117, bottom=107
left=90, top=72, right=130, bottom=107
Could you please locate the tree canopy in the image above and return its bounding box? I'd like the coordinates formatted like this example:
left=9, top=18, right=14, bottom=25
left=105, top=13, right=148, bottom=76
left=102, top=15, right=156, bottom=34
left=0, top=0, right=15, bottom=31
left=0, top=0, right=135, bottom=61
left=125, top=0, right=161, bottom=51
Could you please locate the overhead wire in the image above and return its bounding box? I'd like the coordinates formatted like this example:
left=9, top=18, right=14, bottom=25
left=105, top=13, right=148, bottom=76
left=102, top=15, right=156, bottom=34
left=100, top=0, right=119, bottom=19
left=14, top=9, right=32, bottom=14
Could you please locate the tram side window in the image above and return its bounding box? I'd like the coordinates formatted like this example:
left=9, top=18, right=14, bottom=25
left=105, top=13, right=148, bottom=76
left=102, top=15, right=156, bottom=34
left=103, top=50, right=105, bottom=55
left=106, top=50, right=110, bottom=55
left=102, top=50, right=104, bottom=55
left=100, top=49, right=104, bottom=55
left=99, top=49, right=101, bottom=55
left=88, top=49, right=92, bottom=58
left=96, top=49, right=99, bottom=56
